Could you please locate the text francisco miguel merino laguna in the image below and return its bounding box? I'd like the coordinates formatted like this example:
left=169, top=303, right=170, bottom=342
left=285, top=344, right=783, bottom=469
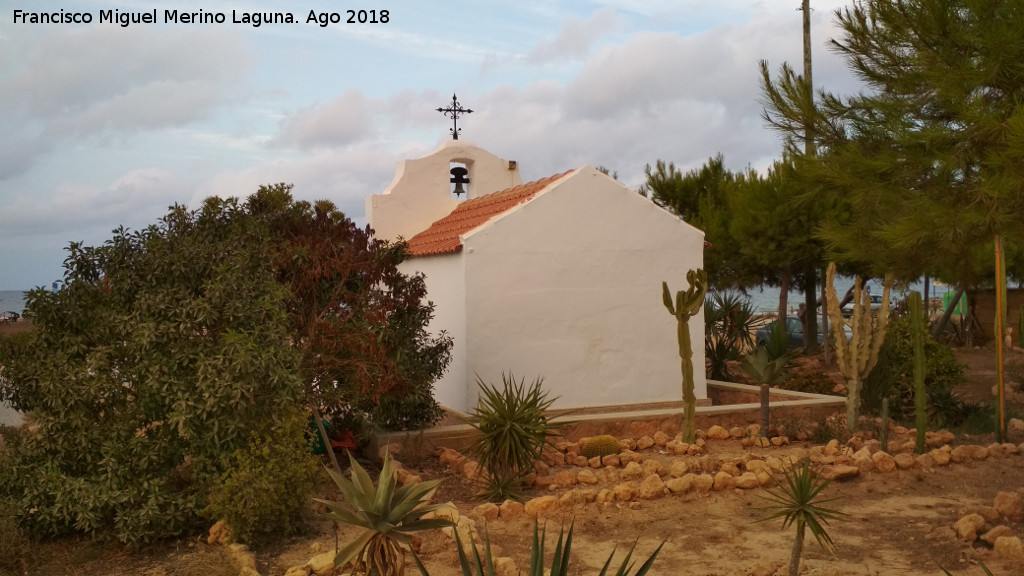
left=11, top=8, right=386, bottom=27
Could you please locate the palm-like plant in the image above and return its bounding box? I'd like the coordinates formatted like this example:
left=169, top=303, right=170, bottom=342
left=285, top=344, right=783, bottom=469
left=737, top=346, right=792, bottom=434
left=705, top=291, right=757, bottom=380
left=463, top=373, right=563, bottom=501
left=315, top=452, right=452, bottom=576
left=757, top=460, right=845, bottom=575
left=414, top=520, right=664, bottom=576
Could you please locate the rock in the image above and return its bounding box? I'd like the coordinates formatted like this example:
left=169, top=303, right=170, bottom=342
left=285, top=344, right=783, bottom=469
left=765, top=457, right=784, bottom=473
left=653, top=431, right=671, bottom=447
left=560, top=489, right=592, bottom=507
left=577, top=469, right=599, bottom=485
left=495, top=557, right=518, bottom=576
left=994, top=536, right=1024, bottom=561
left=642, top=460, right=663, bottom=477
left=614, top=482, right=639, bottom=501
left=961, top=505, right=1000, bottom=524
left=620, top=438, right=636, bottom=451
left=207, top=520, right=232, bottom=545
left=601, top=467, right=620, bottom=483
left=620, top=462, right=644, bottom=480
left=756, top=471, right=774, bottom=487
left=284, top=566, right=311, bottom=576
left=929, top=449, right=951, bottom=466
left=894, top=453, right=916, bottom=469
left=533, top=461, right=551, bottom=476
left=809, top=448, right=835, bottom=465
left=398, top=471, right=423, bottom=487
left=770, top=436, right=789, bottom=447
left=707, top=425, right=731, bottom=440
left=719, top=461, right=740, bottom=476
left=950, top=445, right=976, bottom=463
left=307, top=551, right=336, bottom=576
left=872, top=451, right=897, bottom=473
left=820, top=465, right=860, bottom=481
left=553, top=470, right=577, bottom=486
left=573, top=456, right=589, bottom=467
left=668, top=459, right=689, bottom=477
left=955, top=513, right=987, bottom=542
left=1010, top=418, right=1024, bottom=433
left=735, top=472, right=759, bottom=489
left=686, top=441, right=705, bottom=456
left=589, top=456, right=603, bottom=469
left=712, top=471, right=735, bottom=491
left=916, top=454, right=935, bottom=468
left=824, top=439, right=841, bottom=456
left=1002, top=443, right=1021, bottom=455
left=524, top=496, right=560, bottom=518
left=499, top=499, right=525, bottom=519
left=692, top=474, right=715, bottom=493
left=603, top=454, right=621, bottom=468
left=981, top=526, right=1015, bottom=546
left=462, top=460, right=481, bottom=480
left=239, top=568, right=260, bottom=576
left=472, top=503, right=499, bottom=521
left=745, top=459, right=766, bottom=474
left=636, top=436, right=656, bottom=451
left=926, top=526, right=958, bottom=542
left=729, top=426, right=746, bottom=438
left=227, top=544, right=257, bottom=572
left=665, top=476, right=692, bottom=494
left=619, top=450, right=643, bottom=465
left=749, top=559, right=780, bottom=576
left=673, top=442, right=690, bottom=455
left=597, top=489, right=615, bottom=503
left=994, top=491, right=1024, bottom=521
left=439, top=447, right=465, bottom=468
left=639, top=474, right=666, bottom=500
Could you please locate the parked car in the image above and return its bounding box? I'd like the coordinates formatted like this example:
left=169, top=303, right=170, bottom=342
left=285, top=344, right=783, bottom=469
left=755, top=316, right=852, bottom=348
left=841, top=294, right=884, bottom=317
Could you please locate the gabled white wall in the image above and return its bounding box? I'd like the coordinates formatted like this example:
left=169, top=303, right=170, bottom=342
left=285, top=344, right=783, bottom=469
left=367, top=140, right=522, bottom=242
left=460, top=167, right=706, bottom=410
left=397, top=252, right=467, bottom=411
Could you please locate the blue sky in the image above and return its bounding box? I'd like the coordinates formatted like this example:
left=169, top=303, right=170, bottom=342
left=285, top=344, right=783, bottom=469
left=0, top=0, right=859, bottom=290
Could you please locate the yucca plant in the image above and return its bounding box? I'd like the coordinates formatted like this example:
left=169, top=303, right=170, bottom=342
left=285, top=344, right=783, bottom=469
left=463, top=373, right=563, bottom=501
left=737, top=346, right=792, bottom=436
left=315, top=452, right=452, bottom=576
left=757, top=460, right=845, bottom=575
left=413, top=520, right=664, bottom=576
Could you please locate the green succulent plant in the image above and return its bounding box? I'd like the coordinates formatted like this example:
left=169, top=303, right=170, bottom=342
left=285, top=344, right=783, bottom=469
left=463, top=373, right=564, bottom=501
left=580, top=435, right=622, bottom=460
left=757, top=460, right=845, bottom=575
left=315, top=452, right=452, bottom=576
left=413, top=520, right=664, bottom=576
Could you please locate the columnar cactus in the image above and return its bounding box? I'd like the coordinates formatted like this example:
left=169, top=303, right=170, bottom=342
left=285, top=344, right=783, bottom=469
left=824, top=262, right=892, bottom=431
left=663, top=268, right=707, bottom=444
left=909, top=291, right=928, bottom=453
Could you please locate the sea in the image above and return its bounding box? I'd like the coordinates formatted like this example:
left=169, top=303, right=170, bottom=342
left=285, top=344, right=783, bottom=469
left=0, top=290, right=27, bottom=316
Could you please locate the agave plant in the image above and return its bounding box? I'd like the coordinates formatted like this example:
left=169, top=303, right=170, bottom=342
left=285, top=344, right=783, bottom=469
left=757, top=460, right=845, bottom=575
left=413, top=520, right=664, bottom=576
left=315, top=452, right=452, bottom=576
left=463, top=373, right=563, bottom=501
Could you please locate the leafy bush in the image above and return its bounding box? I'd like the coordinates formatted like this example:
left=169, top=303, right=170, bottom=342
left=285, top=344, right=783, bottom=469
left=0, top=498, right=29, bottom=575
left=704, top=291, right=756, bottom=380
left=464, top=374, right=562, bottom=501
left=202, top=415, right=319, bottom=544
left=862, top=316, right=967, bottom=426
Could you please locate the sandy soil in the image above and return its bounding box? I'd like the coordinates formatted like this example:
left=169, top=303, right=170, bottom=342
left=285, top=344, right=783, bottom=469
left=11, top=345, right=1024, bottom=576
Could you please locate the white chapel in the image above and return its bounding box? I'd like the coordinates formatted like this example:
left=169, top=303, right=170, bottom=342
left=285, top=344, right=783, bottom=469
left=367, top=139, right=707, bottom=413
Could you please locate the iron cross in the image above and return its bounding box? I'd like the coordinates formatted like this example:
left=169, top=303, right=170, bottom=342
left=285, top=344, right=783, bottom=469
left=436, top=93, right=473, bottom=140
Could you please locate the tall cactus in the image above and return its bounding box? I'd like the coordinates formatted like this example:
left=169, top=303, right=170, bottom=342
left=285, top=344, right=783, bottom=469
left=824, top=263, right=893, bottom=431
left=663, top=269, right=708, bottom=444
left=909, top=291, right=928, bottom=453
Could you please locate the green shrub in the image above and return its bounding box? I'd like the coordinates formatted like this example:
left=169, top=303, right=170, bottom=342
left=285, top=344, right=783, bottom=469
left=783, top=373, right=838, bottom=396
left=0, top=496, right=29, bottom=574
left=863, top=316, right=967, bottom=426
left=203, top=416, right=319, bottom=544
left=464, top=373, right=562, bottom=501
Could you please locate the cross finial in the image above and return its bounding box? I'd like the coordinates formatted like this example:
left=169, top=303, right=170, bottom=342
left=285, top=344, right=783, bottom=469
left=436, top=93, right=473, bottom=140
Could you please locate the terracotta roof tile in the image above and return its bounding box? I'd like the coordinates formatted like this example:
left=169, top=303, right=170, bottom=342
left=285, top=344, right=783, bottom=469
left=405, top=171, right=573, bottom=257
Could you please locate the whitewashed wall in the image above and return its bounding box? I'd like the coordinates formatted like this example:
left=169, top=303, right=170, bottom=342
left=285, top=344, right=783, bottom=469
left=460, top=167, right=706, bottom=410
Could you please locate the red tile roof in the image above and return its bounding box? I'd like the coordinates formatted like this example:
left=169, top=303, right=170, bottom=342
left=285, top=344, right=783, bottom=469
left=405, top=171, right=574, bottom=257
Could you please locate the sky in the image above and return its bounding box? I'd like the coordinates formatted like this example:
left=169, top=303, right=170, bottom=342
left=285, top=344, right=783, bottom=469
left=0, top=0, right=864, bottom=290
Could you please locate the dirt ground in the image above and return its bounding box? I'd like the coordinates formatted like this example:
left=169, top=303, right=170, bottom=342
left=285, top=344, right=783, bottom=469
left=10, top=345, right=1024, bottom=576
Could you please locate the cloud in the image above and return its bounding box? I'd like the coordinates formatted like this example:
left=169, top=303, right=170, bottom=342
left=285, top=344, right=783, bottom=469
left=0, top=25, right=254, bottom=180
left=0, top=168, right=183, bottom=238
left=273, top=90, right=375, bottom=149
left=527, top=8, right=620, bottom=64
